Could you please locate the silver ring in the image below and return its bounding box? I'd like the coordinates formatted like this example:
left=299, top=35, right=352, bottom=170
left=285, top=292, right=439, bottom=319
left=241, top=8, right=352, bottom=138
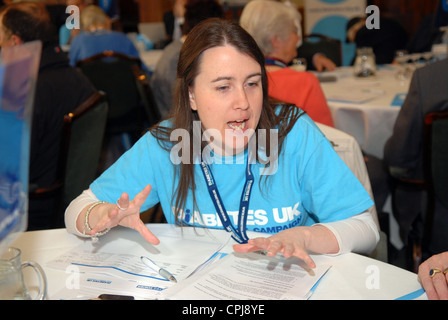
left=116, top=199, right=128, bottom=211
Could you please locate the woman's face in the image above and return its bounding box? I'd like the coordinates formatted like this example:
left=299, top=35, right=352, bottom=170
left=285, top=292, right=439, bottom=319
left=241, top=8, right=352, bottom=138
left=189, top=44, right=263, bottom=156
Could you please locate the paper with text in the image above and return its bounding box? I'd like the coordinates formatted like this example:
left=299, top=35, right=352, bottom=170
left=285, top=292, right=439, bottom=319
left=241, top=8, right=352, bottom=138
left=162, top=252, right=331, bottom=300
left=46, top=230, right=230, bottom=298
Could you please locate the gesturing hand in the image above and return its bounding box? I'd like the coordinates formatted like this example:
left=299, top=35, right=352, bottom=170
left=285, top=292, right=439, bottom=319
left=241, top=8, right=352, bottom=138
left=90, top=185, right=160, bottom=245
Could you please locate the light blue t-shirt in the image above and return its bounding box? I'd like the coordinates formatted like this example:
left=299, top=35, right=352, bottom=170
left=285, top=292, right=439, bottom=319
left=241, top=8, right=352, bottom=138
left=90, top=111, right=373, bottom=235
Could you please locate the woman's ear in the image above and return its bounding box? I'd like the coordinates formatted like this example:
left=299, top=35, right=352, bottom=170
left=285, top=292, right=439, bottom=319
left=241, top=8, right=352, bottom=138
left=11, top=34, right=24, bottom=46
left=270, top=34, right=282, bottom=50
left=189, top=90, right=197, bottom=111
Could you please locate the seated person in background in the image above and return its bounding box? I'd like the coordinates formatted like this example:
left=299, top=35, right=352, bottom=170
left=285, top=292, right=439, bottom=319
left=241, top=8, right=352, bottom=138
left=162, top=0, right=187, bottom=47
left=304, top=51, right=337, bottom=72
left=68, top=4, right=149, bottom=72
left=277, top=0, right=335, bottom=72
left=64, top=18, right=378, bottom=266
left=0, top=2, right=97, bottom=230
left=151, top=0, right=224, bottom=118
left=346, top=15, right=408, bottom=65
left=240, top=0, right=334, bottom=127
left=384, top=58, right=448, bottom=257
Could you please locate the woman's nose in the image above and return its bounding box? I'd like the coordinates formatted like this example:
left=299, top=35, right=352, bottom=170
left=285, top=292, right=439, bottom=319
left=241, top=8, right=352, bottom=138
left=234, top=88, right=250, bottom=110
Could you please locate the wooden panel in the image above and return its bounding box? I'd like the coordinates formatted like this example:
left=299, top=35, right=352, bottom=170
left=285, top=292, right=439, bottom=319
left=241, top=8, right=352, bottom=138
left=371, top=0, right=439, bottom=36
left=135, top=0, right=173, bottom=23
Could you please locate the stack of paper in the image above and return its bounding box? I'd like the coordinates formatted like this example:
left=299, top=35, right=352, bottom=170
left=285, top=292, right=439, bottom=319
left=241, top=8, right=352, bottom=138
left=46, top=228, right=330, bottom=300
left=161, top=252, right=330, bottom=300
left=46, top=232, right=228, bottom=300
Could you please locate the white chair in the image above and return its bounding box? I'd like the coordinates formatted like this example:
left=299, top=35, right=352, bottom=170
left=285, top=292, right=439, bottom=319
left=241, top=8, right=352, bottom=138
left=332, top=107, right=369, bottom=151
left=317, top=123, right=388, bottom=262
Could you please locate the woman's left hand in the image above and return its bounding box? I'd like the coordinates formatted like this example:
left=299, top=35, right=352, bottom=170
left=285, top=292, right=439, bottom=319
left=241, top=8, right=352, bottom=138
left=233, top=227, right=316, bottom=268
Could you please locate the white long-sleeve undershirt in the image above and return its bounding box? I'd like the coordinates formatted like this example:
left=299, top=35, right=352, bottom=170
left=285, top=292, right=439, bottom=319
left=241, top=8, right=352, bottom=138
left=65, top=188, right=380, bottom=255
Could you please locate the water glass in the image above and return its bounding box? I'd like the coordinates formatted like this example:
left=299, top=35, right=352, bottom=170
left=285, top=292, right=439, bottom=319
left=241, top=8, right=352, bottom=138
left=354, top=47, right=376, bottom=77
left=0, top=247, right=47, bottom=300
left=290, top=58, right=307, bottom=71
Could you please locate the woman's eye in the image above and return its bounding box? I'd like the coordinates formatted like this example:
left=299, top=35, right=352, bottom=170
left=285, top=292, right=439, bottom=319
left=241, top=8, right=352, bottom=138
left=246, top=80, right=260, bottom=88
left=217, top=85, right=229, bottom=91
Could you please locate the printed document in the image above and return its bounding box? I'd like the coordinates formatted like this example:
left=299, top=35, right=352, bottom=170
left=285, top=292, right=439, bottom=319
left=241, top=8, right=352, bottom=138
left=46, top=226, right=329, bottom=300
left=161, top=252, right=331, bottom=300
left=46, top=228, right=229, bottom=299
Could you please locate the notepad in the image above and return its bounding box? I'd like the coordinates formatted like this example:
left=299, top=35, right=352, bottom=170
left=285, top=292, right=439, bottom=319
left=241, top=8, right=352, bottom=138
left=391, top=93, right=407, bottom=106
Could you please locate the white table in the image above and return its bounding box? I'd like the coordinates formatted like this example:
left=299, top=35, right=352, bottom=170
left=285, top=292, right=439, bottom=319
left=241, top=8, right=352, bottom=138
left=319, top=66, right=411, bottom=159
left=10, top=223, right=425, bottom=300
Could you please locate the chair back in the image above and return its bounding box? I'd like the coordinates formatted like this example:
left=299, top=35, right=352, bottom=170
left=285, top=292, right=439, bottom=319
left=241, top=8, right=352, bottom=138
left=62, top=91, right=109, bottom=208
left=132, top=64, right=161, bottom=127
left=29, top=92, right=108, bottom=228
left=317, top=123, right=386, bottom=262
left=76, top=51, right=160, bottom=138
left=297, top=33, right=342, bottom=67
left=424, top=110, right=448, bottom=209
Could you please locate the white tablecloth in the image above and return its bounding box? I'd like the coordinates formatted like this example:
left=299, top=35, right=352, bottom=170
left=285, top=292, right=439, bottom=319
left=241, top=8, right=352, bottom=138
left=319, top=66, right=411, bottom=159
left=139, top=49, right=163, bottom=73
left=10, top=224, right=425, bottom=300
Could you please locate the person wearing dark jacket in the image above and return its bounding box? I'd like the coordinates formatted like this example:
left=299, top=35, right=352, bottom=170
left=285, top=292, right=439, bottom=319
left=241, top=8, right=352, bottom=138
left=346, top=16, right=409, bottom=64
left=384, top=58, right=448, bottom=257
left=0, top=1, right=97, bottom=230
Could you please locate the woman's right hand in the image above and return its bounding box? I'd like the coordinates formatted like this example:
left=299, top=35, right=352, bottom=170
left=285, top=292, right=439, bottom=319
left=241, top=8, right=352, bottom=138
left=85, top=185, right=160, bottom=245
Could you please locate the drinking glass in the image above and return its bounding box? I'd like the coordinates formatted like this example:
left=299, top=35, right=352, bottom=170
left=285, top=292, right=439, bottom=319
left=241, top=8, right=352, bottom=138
left=354, top=47, right=376, bottom=77
left=395, top=50, right=411, bottom=80
left=0, top=247, right=47, bottom=300
left=290, top=58, right=307, bottom=71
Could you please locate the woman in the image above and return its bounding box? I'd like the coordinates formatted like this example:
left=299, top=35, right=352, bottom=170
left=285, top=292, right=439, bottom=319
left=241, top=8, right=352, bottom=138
left=65, top=18, right=378, bottom=268
left=240, top=0, right=334, bottom=127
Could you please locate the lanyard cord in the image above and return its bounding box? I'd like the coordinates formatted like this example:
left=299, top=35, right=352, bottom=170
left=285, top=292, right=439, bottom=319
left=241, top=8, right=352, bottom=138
left=265, top=57, right=288, bottom=68
left=199, top=153, right=254, bottom=243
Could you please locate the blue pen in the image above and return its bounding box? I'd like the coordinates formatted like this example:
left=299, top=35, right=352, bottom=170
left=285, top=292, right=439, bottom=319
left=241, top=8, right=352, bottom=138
left=140, top=256, right=177, bottom=283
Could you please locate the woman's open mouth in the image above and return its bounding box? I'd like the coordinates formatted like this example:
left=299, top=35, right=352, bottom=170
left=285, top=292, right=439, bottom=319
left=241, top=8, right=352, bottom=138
left=227, top=119, right=247, bottom=131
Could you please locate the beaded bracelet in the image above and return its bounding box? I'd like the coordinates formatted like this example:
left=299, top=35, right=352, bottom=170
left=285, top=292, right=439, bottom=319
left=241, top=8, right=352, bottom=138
left=84, top=201, right=109, bottom=242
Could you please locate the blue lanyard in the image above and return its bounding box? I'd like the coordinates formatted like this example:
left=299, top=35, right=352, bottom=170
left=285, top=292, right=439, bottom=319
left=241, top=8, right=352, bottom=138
left=265, top=57, right=288, bottom=68
left=199, top=154, right=254, bottom=244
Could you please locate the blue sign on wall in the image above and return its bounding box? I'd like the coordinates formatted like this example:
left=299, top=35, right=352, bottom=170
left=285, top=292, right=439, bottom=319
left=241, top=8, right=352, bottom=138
left=304, top=0, right=366, bottom=66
